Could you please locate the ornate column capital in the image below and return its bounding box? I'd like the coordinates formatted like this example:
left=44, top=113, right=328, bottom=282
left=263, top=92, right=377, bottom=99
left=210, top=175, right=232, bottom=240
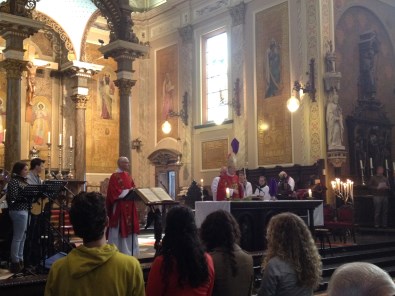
left=178, top=25, right=193, bottom=44
left=229, top=2, right=245, bottom=27
left=0, top=58, right=26, bottom=79
left=99, top=40, right=148, bottom=60
left=114, top=79, right=136, bottom=97
left=71, top=94, right=89, bottom=109
left=0, top=0, right=39, bottom=18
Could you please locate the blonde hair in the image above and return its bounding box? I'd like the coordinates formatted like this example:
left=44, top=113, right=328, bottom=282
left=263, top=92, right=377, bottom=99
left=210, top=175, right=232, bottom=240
left=263, top=212, right=322, bottom=288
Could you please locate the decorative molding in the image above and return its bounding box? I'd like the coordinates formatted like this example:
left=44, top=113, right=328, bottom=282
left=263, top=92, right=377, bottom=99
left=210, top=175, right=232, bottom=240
left=229, top=2, right=245, bottom=27
left=71, top=94, right=89, bottom=109
left=0, top=59, right=26, bottom=79
left=114, top=78, right=136, bottom=96
left=195, top=0, right=230, bottom=18
left=80, top=9, right=101, bottom=62
left=150, top=16, right=179, bottom=40
left=148, top=148, right=181, bottom=166
left=178, top=25, right=193, bottom=44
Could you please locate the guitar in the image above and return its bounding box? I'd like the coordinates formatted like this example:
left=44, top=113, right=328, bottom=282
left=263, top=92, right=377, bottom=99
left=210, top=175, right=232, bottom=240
left=31, top=196, right=49, bottom=215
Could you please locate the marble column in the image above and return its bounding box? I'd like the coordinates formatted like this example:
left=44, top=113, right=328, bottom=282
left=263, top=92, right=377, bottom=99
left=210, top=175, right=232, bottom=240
left=0, top=13, right=42, bottom=170
left=99, top=41, right=148, bottom=173
left=62, top=61, right=102, bottom=180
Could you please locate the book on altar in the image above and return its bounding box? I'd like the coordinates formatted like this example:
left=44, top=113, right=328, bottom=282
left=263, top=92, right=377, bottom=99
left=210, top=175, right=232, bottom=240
left=135, top=187, right=175, bottom=204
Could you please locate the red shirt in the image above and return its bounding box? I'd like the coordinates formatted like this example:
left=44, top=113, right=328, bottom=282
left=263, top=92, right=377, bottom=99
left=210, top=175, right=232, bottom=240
left=106, top=171, right=139, bottom=237
left=216, top=174, right=243, bottom=201
left=146, top=254, right=215, bottom=296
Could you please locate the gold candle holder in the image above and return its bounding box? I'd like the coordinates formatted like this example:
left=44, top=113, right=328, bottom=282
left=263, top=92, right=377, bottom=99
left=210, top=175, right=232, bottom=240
left=67, top=146, right=74, bottom=179
left=46, top=143, right=53, bottom=180
left=56, top=144, right=63, bottom=179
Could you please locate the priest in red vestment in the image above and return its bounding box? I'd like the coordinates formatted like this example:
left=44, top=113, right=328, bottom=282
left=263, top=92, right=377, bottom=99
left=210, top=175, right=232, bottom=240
left=216, top=164, right=243, bottom=201
left=106, top=157, right=140, bottom=256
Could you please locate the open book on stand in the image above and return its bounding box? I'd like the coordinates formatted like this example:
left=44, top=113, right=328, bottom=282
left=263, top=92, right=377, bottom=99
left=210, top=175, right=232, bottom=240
left=135, top=187, right=176, bottom=204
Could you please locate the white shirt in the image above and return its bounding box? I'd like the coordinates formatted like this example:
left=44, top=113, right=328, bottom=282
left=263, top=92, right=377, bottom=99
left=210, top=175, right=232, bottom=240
left=254, top=185, right=270, bottom=200
left=288, top=176, right=295, bottom=191
left=211, top=176, right=220, bottom=201
left=242, top=181, right=253, bottom=198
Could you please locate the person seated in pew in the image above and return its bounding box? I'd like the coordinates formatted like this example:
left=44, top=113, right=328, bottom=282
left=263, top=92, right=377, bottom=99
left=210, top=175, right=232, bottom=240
left=146, top=206, right=214, bottom=296
left=238, top=171, right=253, bottom=198
left=45, top=191, right=145, bottom=296
left=254, top=176, right=270, bottom=200
left=327, top=262, right=395, bottom=296
left=201, top=210, right=253, bottom=296
left=258, top=212, right=322, bottom=296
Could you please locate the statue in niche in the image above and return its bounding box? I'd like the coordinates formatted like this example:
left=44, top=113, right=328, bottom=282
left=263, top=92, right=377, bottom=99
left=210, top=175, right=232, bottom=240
left=326, top=90, right=345, bottom=150
left=359, top=31, right=379, bottom=100
left=265, top=39, right=281, bottom=98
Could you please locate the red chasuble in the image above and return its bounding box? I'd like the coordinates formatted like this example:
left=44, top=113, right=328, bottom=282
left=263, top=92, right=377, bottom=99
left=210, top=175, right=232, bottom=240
left=106, top=171, right=140, bottom=237
left=216, top=173, right=243, bottom=201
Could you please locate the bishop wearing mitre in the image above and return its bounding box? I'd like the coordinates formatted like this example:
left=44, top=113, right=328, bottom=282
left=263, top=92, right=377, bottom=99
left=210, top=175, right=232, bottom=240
left=216, top=154, right=243, bottom=201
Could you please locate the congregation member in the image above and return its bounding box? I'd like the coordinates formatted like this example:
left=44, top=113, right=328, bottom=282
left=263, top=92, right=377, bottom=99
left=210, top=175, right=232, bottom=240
left=106, top=156, right=140, bottom=256
left=259, top=212, right=322, bottom=296
left=254, top=176, right=270, bottom=200
left=327, top=262, right=395, bottom=296
left=368, top=166, right=390, bottom=228
left=217, top=161, right=243, bottom=201
left=6, top=161, right=29, bottom=273
left=45, top=191, right=145, bottom=296
left=211, top=166, right=227, bottom=201
left=146, top=206, right=214, bottom=295
left=238, top=171, right=253, bottom=198
left=201, top=210, right=253, bottom=296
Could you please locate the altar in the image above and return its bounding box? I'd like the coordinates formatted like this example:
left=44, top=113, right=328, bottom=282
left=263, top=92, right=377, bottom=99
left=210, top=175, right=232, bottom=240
left=195, top=200, right=323, bottom=252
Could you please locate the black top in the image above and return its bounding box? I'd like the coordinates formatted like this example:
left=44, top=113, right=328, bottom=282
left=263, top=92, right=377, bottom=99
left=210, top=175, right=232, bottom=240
left=6, top=176, right=29, bottom=211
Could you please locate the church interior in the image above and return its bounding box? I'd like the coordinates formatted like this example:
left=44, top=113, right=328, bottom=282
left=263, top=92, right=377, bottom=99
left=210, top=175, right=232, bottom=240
left=1, top=0, right=395, bottom=295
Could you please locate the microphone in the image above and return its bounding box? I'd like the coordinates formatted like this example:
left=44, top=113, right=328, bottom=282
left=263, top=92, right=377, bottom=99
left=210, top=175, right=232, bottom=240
left=51, top=172, right=59, bottom=180
left=255, top=184, right=263, bottom=192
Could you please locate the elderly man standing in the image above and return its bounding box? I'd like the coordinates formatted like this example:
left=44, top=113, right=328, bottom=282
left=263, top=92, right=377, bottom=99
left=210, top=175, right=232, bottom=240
left=106, top=157, right=140, bottom=256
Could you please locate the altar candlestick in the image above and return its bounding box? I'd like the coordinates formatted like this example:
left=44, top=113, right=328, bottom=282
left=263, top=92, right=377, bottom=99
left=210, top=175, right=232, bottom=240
left=226, top=188, right=230, bottom=199
left=385, top=159, right=389, bottom=170
left=308, top=189, right=312, bottom=198
left=59, top=134, right=62, bottom=146
left=69, top=136, right=73, bottom=148
left=360, top=160, right=363, bottom=169
left=3, top=129, right=5, bottom=142
left=47, top=132, right=51, bottom=144
left=200, top=178, right=203, bottom=187
left=369, top=158, right=373, bottom=169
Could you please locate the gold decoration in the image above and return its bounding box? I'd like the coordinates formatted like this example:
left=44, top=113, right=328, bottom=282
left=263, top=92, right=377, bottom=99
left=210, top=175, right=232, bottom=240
left=71, top=94, right=89, bottom=109
left=0, top=59, right=26, bottom=79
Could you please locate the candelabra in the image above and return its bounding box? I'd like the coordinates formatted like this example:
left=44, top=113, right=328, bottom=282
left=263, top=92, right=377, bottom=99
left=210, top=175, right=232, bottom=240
left=67, top=146, right=74, bottom=179
left=56, top=143, right=63, bottom=179
left=46, top=143, right=53, bottom=180
left=360, top=166, right=366, bottom=186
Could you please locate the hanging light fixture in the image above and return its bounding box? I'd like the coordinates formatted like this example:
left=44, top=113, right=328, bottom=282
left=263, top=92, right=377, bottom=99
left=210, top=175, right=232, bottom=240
left=161, top=120, right=172, bottom=134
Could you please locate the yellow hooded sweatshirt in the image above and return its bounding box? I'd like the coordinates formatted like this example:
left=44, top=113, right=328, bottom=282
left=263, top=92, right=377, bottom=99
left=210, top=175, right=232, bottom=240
left=45, top=244, right=145, bottom=296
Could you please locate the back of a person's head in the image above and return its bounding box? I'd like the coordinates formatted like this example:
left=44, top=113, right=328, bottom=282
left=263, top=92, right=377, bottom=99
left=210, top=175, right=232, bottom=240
left=327, top=262, right=395, bottom=296
left=200, top=209, right=240, bottom=251
left=162, top=206, right=208, bottom=288
left=69, top=191, right=107, bottom=243
left=265, top=212, right=321, bottom=289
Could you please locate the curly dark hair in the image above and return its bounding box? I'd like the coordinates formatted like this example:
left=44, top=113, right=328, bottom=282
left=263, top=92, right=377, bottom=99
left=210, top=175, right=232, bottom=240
left=200, top=210, right=241, bottom=276
left=69, top=191, right=107, bottom=243
left=263, top=212, right=322, bottom=289
left=11, top=161, right=28, bottom=176
left=161, top=206, right=209, bottom=289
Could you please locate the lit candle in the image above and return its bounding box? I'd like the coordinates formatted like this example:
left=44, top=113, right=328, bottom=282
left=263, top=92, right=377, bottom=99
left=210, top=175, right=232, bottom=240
left=47, top=132, right=51, bottom=144
left=69, top=136, right=73, bottom=148
left=59, top=134, right=62, bottom=146
left=385, top=159, right=389, bottom=170
left=200, top=178, right=203, bottom=187
left=360, top=160, right=363, bottom=169
left=3, top=129, right=5, bottom=142
left=370, top=158, right=373, bottom=169
left=322, top=169, right=326, bottom=176
left=308, top=189, right=312, bottom=198
left=226, top=188, right=230, bottom=199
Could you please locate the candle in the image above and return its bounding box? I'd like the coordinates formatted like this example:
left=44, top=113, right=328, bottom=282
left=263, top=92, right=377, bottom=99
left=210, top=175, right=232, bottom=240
left=360, top=160, right=363, bottom=169
left=322, top=169, right=326, bottom=175
left=226, top=188, right=230, bottom=199
left=385, top=159, right=389, bottom=170
left=200, top=178, right=203, bottom=187
left=3, top=129, right=5, bottom=142
left=47, top=132, right=51, bottom=144
left=370, top=158, right=373, bottom=169
left=69, top=136, right=73, bottom=148
left=308, top=189, right=312, bottom=198
left=59, top=134, right=62, bottom=146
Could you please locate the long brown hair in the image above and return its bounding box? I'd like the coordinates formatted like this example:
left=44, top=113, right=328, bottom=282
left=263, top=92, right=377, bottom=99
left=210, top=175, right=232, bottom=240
left=263, top=212, right=322, bottom=288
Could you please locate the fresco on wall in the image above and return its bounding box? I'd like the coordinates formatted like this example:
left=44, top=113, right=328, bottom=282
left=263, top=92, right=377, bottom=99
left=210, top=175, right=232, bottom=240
left=255, top=2, right=291, bottom=165
left=29, top=96, right=51, bottom=147
left=335, top=4, right=395, bottom=161
left=86, top=63, right=120, bottom=173
left=156, top=44, right=179, bottom=142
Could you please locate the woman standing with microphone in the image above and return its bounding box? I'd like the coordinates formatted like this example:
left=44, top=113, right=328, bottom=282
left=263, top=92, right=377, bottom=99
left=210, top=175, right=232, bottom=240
left=6, top=161, right=29, bottom=273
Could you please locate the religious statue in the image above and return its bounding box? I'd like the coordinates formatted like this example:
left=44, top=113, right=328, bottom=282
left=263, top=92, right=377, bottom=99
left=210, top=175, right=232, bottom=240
left=325, top=40, right=336, bottom=73
left=326, top=90, right=345, bottom=150
left=99, top=73, right=115, bottom=120
left=161, top=73, right=175, bottom=120
left=25, top=61, right=50, bottom=106
left=265, top=39, right=281, bottom=98
left=359, top=31, right=379, bottom=100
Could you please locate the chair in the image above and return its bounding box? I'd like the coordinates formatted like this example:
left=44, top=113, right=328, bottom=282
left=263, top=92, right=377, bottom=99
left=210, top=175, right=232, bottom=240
left=325, top=205, right=356, bottom=243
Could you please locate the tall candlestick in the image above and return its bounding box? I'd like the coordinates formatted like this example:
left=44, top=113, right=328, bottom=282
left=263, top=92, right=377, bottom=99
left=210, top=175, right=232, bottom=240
left=385, top=159, right=389, bottom=170
left=200, top=178, right=203, bottom=187
left=47, top=132, right=51, bottom=144
left=69, top=136, right=73, bottom=148
left=359, top=160, right=363, bottom=169
left=59, top=134, right=62, bottom=146
left=46, top=143, right=52, bottom=180
left=369, top=158, right=373, bottom=169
